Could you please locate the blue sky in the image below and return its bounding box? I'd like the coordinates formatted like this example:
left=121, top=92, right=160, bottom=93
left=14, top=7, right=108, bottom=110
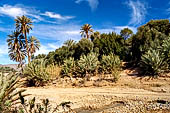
left=0, top=0, right=170, bottom=64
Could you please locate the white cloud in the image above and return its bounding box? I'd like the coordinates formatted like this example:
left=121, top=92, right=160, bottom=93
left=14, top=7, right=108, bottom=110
left=0, top=4, right=74, bottom=23
left=0, top=4, right=43, bottom=21
left=0, top=43, right=8, bottom=56
left=42, top=11, right=75, bottom=20
left=0, top=4, right=26, bottom=18
left=96, top=26, right=137, bottom=34
left=75, top=0, right=99, bottom=11
left=126, top=0, right=147, bottom=26
left=32, top=24, right=81, bottom=42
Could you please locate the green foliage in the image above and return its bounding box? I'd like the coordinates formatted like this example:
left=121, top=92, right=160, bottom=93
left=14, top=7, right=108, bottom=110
left=90, top=31, right=100, bottom=41
left=61, top=57, right=75, bottom=77
left=7, top=31, right=26, bottom=67
left=111, top=69, right=121, bottom=82
left=100, top=54, right=121, bottom=74
left=0, top=72, right=26, bottom=112
left=32, top=54, right=46, bottom=60
left=53, top=40, right=76, bottom=65
left=77, top=52, right=99, bottom=76
left=120, top=28, right=133, bottom=40
left=162, top=36, right=170, bottom=65
left=80, top=24, right=93, bottom=39
left=23, top=59, right=49, bottom=86
left=132, top=19, right=170, bottom=61
left=140, top=49, right=168, bottom=76
left=74, top=38, right=94, bottom=59
left=93, top=32, right=124, bottom=59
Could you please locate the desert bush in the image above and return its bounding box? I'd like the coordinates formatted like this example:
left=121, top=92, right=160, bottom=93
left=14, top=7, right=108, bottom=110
left=140, top=49, right=168, bottom=76
left=13, top=93, right=73, bottom=113
left=74, top=38, right=94, bottom=59
left=111, top=69, right=121, bottom=82
left=61, top=57, right=75, bottom=77
left=46, top=64, right=61, bottom=79
left=162, top=36, right=170, bottom=66
left=131, top=19, right=170, bottom=62
left=93, top=32, right=124, bottom=59
left=0, top=72, right=26, bottom=113
left=77, top=52, right=99, bottom=76
left=100, top=54, right=121, bottom=74
left=0, top=67, right=16, bottom=73
left=23, top=59, right=49, bottom=86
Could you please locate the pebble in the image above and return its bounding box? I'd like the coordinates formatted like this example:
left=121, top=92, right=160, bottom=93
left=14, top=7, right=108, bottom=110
left=101, top=100, right=170, bottom=113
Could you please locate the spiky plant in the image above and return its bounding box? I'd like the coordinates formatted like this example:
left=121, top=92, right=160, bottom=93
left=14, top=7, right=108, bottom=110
left=23, top=59, right=49, bottom=86
left=77, top=52, right=99, bottom=76
left=61, top=57, right=75, bottom=77
left=100, top=54, right=121, bottom=74
left=140, top=49, right=168, bottom=76
left=162, top=36, right=170, bottom=66
left=0, top=72, right=27, bottom=112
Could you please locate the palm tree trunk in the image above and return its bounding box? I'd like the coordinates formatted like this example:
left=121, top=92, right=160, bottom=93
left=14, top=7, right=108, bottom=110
left=24, top=30, right=30, bottom=63
left=86, top=31, right=89, bottom=39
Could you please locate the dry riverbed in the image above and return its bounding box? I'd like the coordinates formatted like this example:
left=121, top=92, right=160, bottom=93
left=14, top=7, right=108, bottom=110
left=21, top=69, right=170, bottom=113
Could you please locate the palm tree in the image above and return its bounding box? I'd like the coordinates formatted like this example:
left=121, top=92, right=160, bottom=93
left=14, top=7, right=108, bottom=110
left=80, top=24, right=93, bottom=39
left=63, top=39, right=76, bottom=48
left=15, top=15, right=33, bottom=63
left=28, top=36, right=40, bottom=60
left=7, top=31, right=26, bottom=67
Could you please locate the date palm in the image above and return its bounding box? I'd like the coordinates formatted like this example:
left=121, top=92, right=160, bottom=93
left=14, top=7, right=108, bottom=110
left=28, top=36, right=40, bottom=59
left=80, top=24, right=93, bottom=39
left=7, top=31, right=26, bottom=67
left=15, top=15, right=33, bottom=63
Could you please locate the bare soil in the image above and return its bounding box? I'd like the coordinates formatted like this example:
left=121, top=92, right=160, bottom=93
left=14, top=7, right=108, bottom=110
left=22, top=68, right=170, bottom=113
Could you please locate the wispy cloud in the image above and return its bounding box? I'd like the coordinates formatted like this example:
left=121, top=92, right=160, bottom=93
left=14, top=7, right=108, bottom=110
left=42, top=11, right=75, bottom=20
left=35, top=43, right=60, bottom=56
left=126, top=0, right=147, bottom=26
left=0, top=4, right=43, bottom=21
left=0, top=4, right=75, bottom=22
left=32, top=24, right=81, bottom=42
left=97, top=26, right=137, bottom=34
left=75, top=0, right=99, bottom=11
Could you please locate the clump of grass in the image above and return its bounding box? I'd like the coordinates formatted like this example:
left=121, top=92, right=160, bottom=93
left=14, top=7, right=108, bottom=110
left=46, top=64, right=61, bottom=79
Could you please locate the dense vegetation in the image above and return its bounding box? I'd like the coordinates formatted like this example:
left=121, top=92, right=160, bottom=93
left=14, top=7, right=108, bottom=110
left=6, top=16, right=170, bottom=83
left=2, top=14, right=170, bottom=113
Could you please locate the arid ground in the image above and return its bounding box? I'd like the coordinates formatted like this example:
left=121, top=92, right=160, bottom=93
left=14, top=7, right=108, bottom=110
left=22, top=68, right=170, bottom=113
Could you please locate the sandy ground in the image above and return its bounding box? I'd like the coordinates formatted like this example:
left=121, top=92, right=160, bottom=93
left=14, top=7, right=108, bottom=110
left=21, top=69, right=170, bottom=112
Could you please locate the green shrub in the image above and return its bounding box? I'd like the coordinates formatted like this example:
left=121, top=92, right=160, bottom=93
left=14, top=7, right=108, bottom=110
left=23, top=59, right=49, bottom=86
left=61, top=57, right=75, bottom=77
left=77, top=52, right=99, bottom=76
left=140, top=49, right=168, bottom=76
left=162, top=36, right=170, bottom=65
left=100, top=54, right=121, bottom=74
left=74, top=38, right=94, bottom=59
left=0, top=72, right=26, bottom=112
left=111, top=69, right=121, bottom=82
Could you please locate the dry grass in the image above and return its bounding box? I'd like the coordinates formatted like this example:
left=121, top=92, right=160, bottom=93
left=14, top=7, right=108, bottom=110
left=46, top=64, right=61, bottom=79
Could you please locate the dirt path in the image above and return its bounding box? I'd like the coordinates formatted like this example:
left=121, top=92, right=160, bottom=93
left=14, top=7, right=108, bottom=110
left=22, top=86, right=170, bottom=112
left=21, top=69, right=170, bottom=112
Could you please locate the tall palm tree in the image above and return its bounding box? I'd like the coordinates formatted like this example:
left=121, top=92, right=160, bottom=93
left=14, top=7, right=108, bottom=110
left=15, top=15, right=33, bottom=62
left=28, top=36, right=40, bottom=60
left=7, top=31, right=26, bottom=67
left=80, top=24, right=93, bottom=39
